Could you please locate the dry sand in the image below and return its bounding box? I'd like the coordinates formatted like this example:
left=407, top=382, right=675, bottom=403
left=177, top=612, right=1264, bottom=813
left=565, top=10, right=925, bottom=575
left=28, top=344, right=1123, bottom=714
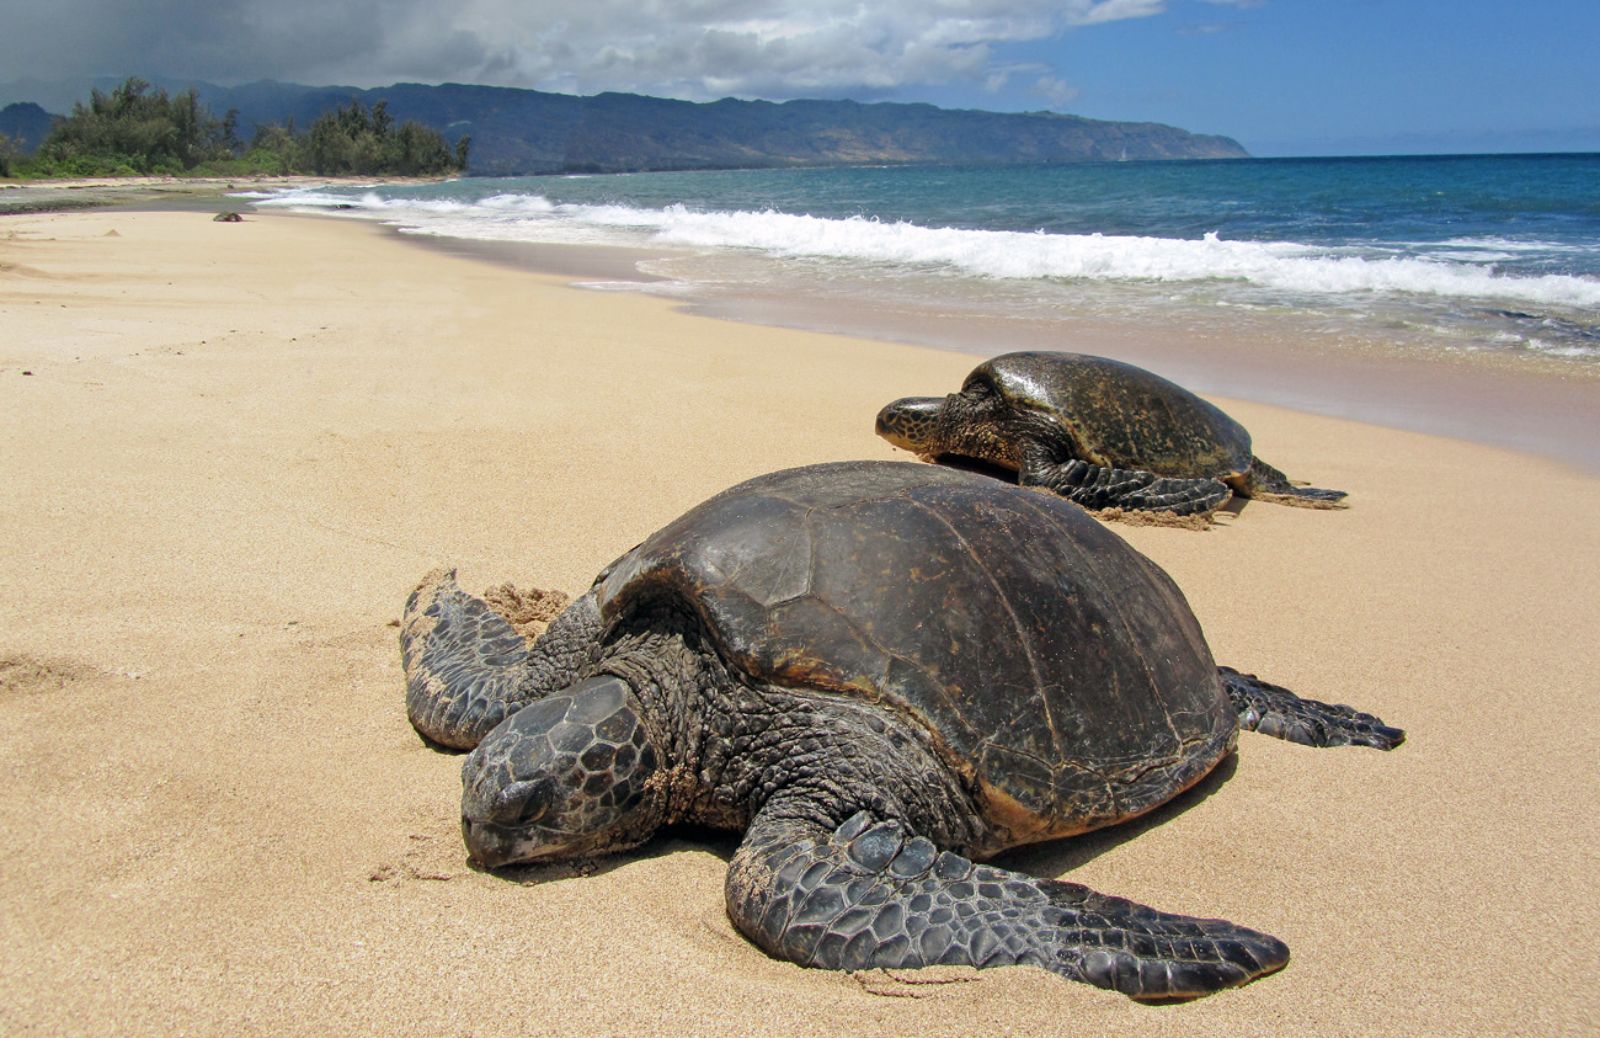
left=2, top=210, right=1596, bottom=1036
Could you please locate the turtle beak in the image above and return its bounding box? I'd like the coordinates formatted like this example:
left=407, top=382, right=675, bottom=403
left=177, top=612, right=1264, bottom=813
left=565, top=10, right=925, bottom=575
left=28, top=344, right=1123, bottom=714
left=876, top=396, right=947, bottom=456
left=462, top=816, right=518, bottom=869
left=462, top=816, right=559, bottom=870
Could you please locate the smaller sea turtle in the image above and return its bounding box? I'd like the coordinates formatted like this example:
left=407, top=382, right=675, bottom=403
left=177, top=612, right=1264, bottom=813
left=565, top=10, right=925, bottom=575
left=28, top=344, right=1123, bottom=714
left=402, top=462, right=1400, bottom=1000
left=877, top=351, right=1346, bottom=516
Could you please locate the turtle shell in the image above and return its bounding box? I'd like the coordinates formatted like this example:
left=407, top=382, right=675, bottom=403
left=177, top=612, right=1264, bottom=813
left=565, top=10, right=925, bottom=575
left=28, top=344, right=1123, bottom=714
left=595, top=461, right=1234, bottom=848
left=973, top=351, right=1253, bottom=480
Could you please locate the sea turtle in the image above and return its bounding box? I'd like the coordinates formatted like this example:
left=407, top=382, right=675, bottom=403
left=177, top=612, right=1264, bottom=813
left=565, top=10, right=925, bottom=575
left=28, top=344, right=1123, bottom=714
left=876, top=351, right=1346, bottom=517
left=402, top=461, right=1400, bottom=1000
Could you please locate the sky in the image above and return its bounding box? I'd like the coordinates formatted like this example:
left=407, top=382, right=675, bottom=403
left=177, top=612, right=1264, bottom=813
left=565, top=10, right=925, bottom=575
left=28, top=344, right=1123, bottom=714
left=1, top=0, right=1597, bottom=156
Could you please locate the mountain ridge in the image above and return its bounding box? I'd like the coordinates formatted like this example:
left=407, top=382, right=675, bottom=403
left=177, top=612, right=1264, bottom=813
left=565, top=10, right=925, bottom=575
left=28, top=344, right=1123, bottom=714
left=0, top=102, right=55, bottom=153
left=0, top=76, right=1249, bottom=175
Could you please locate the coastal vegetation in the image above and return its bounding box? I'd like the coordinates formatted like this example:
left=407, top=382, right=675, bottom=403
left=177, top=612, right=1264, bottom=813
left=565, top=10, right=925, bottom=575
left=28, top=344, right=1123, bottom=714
left=4, top=78, right=466, bottom=179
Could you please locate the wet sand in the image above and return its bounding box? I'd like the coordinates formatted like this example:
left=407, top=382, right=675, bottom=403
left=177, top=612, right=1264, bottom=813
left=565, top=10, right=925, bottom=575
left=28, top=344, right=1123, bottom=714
left=2, top=209, right=1596, bottom=1036
left=394, top=229, right=1600, bottom=475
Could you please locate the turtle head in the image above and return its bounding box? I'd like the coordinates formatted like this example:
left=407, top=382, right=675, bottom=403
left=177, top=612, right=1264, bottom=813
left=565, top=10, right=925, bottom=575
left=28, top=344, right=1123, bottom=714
left=875, top=395, right=950, bottom=458
left=460, top=675, right=663, bottom=869
left=878, top=361, right=1043, bottom=471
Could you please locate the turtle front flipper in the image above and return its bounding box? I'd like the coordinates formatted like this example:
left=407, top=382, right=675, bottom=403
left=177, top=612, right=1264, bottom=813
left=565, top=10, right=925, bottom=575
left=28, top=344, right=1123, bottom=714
left=726, top=808, right=1288, bottom=1000
left=401, top=568, right=601, bottom=750
left=1220, top=666, right=1404, bottom=750
left=1238, top=457, right=1347, bottom=507
left=1021, top=455, right=1232, bottom=517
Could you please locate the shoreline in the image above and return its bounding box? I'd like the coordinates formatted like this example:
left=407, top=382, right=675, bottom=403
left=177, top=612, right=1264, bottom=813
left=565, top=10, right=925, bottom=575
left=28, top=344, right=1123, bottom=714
left=368, top=221, right=1600, bottom=477
left=3, top=208, right=1597, bottom=1036
left=0, top=174, right=458, bottom=215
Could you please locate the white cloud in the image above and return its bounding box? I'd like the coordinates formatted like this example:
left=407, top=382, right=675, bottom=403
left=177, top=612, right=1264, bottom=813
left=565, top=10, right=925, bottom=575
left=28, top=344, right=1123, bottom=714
left=1031, top=75, right=1081, bottom=109
left=446, top=0, right=1166, bottom=99
left=1068, top=0, right=1168, bottom=27
left=0, top=0, right=1171, bottom=102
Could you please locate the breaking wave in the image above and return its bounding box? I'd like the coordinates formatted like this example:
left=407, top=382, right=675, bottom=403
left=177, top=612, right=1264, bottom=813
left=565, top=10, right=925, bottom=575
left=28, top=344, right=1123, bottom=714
left=250, top=188, right=1600, bottom=311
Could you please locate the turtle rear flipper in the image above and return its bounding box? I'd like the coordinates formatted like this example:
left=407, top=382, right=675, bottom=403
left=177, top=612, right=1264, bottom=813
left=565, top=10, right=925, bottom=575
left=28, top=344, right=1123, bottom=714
left=1022, top=457, right=1231, bottom=517
left=1239, top=457, right=1346, bottom=508
left=1220, top=667, right=1404, bottom=750
left=401, top=568, right=600, bottom=750
left=727, top=810, right=1289, bottom=1000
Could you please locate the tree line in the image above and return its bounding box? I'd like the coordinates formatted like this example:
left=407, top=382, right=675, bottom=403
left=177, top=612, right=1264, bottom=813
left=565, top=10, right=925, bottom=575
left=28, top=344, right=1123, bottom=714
left=0, top=78, right=467, bottom=179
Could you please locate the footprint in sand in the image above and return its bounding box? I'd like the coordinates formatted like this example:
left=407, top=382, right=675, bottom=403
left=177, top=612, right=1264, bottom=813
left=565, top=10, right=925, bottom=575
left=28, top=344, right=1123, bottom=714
left=0, top=654, right=99, bottom=695
left=368, top=833, right=456, bottom=884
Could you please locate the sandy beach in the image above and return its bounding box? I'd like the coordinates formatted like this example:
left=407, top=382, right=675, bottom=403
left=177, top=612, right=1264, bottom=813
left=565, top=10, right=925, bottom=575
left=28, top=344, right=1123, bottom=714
left=3, top=208, right=1596, bottom=1036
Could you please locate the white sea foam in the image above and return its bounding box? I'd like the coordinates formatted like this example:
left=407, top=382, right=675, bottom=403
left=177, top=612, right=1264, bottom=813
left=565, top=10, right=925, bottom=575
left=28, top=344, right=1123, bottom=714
left=249, top=188, right=1600, bottom=311
left=1437, top=236, right=1590, bottom=254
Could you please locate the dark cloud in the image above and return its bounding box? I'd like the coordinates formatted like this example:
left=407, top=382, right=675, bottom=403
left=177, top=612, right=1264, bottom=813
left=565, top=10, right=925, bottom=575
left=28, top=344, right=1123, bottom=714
left=0, top=0, right=1167, bottom=98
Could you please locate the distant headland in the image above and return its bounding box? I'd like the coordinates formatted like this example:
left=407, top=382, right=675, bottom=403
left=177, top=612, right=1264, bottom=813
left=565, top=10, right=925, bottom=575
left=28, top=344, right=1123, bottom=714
left=2, top=76, right=1248, bottom=177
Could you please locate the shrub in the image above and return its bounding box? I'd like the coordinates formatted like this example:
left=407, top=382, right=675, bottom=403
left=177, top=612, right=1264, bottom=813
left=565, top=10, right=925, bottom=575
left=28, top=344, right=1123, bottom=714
left=27, top=78, right=467, bottom=179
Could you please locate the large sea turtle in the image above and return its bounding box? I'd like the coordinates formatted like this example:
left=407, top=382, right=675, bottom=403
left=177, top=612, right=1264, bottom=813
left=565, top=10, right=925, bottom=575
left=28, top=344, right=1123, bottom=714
left=402, top=461, right=1400, bottom=1000
left=876, top=351, right=1346, bottom=516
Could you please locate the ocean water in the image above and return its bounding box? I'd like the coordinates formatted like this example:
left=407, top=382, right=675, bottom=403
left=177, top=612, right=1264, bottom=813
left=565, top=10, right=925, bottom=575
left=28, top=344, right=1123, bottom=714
left=245, top=154, right=1600, bottom=370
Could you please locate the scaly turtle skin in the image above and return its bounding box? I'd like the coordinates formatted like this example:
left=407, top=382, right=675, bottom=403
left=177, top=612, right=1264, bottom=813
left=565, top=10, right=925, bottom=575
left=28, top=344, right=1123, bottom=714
left=877, top=351, right=1347, bottom=516
left=402, top=461, right=1400, bottom=1000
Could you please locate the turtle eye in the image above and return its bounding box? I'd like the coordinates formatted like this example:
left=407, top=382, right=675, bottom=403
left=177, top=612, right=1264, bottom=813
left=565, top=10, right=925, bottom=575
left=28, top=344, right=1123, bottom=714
left=961, top=378, right=995, bottom=402
left=490, top=777, right=555, bottom=826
